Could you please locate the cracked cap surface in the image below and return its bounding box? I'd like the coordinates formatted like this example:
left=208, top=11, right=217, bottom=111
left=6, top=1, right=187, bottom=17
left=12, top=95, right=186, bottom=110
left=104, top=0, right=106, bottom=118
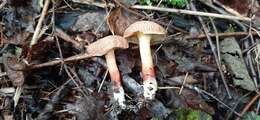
left=123, top=21, right=166, bottom=45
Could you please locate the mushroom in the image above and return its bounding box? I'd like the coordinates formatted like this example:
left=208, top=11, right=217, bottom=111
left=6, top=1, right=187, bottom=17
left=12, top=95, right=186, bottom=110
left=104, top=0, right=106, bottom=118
left=93, top=35, right=128, bottom=108
left=123, top=21, right=166, bottom=100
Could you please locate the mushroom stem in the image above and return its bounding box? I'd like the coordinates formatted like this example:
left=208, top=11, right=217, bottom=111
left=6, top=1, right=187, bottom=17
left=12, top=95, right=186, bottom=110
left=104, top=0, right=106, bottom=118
left=105, top=50, right=126, bottom=108
left=138, top=33, right=155, bottom=79
left=137, top=33, right=157, bottom=99
left=105, top=50, right=121, bottom=88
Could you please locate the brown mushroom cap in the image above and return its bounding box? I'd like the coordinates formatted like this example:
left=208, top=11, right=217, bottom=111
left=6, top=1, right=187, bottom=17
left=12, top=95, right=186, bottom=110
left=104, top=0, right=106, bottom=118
left=123, top=21, right=166, bottom=45
left=86, top=35, right=129, bottom=56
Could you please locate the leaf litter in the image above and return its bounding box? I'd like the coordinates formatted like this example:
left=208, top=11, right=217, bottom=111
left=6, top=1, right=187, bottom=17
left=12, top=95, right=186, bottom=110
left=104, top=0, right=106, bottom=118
left=0, top=0, right=260, bottom=119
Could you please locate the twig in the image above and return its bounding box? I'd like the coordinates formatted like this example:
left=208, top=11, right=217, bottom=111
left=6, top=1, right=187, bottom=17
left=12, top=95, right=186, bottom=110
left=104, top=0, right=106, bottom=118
left=0, top=0, right=6, bottom=10
left=242, top=43, right=257, bottom=54
left=226, top=92, right=252, bottom=119
left=30, top=0, right=51, bottom=47
left=157, top=86, right=180, bottom=89
left=185, top=32, right=258, bottom=40
left=98, top=69, right=108, bottom=93
left=66, top=65, right=88, bottom=97
left=28, top=53, right=93, bottom=69
left=235, top=94, right=260, bottom=120
left=179, top=72, right=188, bottom=95
left=199, top=88, right=242, bottom=117
left=190, top=2, right=232, bottom=98
left=54, top=28, right=80, bottom=48
left=248, top=7, right=259, bottom=93
left=131, top=5, right=251, bottom=21
left=209, top=17, right=221, bottom=62
left=55, top=37, right=88, bottom=97
left=55, top=36, right=65, bottom=73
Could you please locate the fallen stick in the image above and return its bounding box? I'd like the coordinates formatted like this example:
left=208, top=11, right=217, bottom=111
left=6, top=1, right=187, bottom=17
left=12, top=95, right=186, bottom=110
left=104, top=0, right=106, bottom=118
left=30, top=0, right=50, bottom=47
left=28, top=53, right=93, bottom=69
left=131, top=5, right=251, bottom=21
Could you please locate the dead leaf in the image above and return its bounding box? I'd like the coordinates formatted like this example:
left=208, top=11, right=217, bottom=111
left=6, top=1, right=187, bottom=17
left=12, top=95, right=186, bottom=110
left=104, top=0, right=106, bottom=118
left=107, top=7, right=135, bottom=36
left=74, top=96, right=105, bottom=120
left=23, top=36, right=53, bottom=62
left=157, top=58, right=177, bottom=77
left=181, top=89, right=215, bottom=115
left=3, top=54, right=25, bottom=86
left=218, top=0, right=259, bottom=17
left=72, top=9, right=108, bottom=34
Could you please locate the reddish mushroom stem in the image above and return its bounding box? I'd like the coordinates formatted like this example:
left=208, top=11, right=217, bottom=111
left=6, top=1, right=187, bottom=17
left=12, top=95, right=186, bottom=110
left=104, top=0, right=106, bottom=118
left=105, top=50, right=121, bottom=89
left=142, top=66, right=156, bottom=81
left=138, top=33, right=156, bottom=81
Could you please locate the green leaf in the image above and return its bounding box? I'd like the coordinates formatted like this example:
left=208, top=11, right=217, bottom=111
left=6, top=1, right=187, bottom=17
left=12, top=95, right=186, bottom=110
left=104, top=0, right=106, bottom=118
left=175, top=108, right=212, bottom=120
left=168, top=0, right=187, bottom=8
left=15, top=46, right=22, bottom=56
left=139, top=0, right=187, bottom=8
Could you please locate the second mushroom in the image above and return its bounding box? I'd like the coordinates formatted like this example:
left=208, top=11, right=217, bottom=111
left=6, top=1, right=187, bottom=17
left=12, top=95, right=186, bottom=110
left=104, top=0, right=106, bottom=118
left=124, top=21, right=166, bottom=100
left=92, top=35, right=129, bottom=108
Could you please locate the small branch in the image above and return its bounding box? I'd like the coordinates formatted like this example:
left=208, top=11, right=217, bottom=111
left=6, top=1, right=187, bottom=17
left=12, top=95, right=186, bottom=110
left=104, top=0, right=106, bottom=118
left=30, top=0, right=51, bottom=48
left=131, top=5, right=251, bottom=21
left=28, top=53, right=93, bottom=69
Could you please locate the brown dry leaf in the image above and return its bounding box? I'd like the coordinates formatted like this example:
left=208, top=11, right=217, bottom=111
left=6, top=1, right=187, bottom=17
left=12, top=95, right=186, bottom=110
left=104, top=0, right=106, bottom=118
left=6, top=31, right=31, bottom=45
left=157, top=58, right=177, bottom=77
left=181, top=89, right=215, bottom=115
left=3, top=54, right=25, bottom=86
left=23, top=36, right=53, bottom=62
left=218, top=0, right=250, bottom=16
left=107, top=7, right=135, bottom=36
left=218, top=0, right=259, bottom=16
left=216, top=0, right=260, bottom=28
left=73, top=95, right=105, bottom=120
